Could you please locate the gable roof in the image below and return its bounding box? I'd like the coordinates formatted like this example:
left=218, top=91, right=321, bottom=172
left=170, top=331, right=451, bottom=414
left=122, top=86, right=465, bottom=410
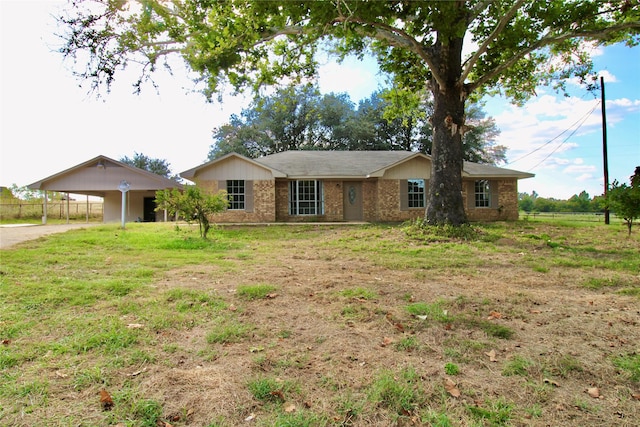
left=180, top=152, right=286, bottom=180
left=255, top=151, right=426, bottom=178
left=182, top=151, right=534, bottom=181
left=28, top=155, right=183, bottom=196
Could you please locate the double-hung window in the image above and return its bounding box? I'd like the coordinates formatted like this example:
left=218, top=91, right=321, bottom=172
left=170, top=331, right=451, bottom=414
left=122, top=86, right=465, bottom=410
left=474, top=180, right=491, bottom=208
left=407, top=179, right=426, bottom=208
left=227, top=180, right=245, bottom=210
left=289, top=180, right=324, bottom=215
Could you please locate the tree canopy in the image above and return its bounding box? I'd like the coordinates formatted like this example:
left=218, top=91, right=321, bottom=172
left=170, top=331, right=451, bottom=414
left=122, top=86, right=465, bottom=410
left=607, top=167, right=640, bottom=235
left=120, top=152, right=180, bottom=181
left=208, top=85, right=505, bottom=164
left=59, top=0, right=640, bottom=225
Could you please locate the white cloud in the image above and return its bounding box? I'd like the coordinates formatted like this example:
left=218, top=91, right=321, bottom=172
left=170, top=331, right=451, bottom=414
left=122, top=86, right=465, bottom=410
left=575, top=173, right=594, bottom=182
left=563, top=164, right=596, bottom=174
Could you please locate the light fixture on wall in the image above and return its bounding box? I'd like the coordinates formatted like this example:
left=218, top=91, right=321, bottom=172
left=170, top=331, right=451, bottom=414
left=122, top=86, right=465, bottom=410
left=97, top=160, right=106, bottom=169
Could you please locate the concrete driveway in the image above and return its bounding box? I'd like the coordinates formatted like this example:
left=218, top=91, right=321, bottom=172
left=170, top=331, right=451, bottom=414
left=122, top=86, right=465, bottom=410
left=0, top=223, right=100, bottom=249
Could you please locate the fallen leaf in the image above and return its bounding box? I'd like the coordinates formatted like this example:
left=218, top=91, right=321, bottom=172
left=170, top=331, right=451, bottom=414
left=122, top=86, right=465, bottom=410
left=270, top=390, right=285, bottom=401
left=487, top=311, right=502, bottom=320
left=394, top=322, right=404, bottom=333
left=284, top=404, right=296, bottom=413
left=529, top=309, right=541, bottom=314
left=543, top=378, right=560, bottom=387
left=127, top=323, right=144, bottom=329
left=55, top=370, right=68, bottom=378
left=129, top=367, right=147, bottom=377
left=244, top=413, right=256, bottom=422
left=631, top=392, right=640, bottom=401
left=156, top=421, right=173, bottom=427
left=99, top=389, right=114, bottom=411
left=381, top=337, right=394, bottom=347
left=266, top=293, right=278, bottom=299
left=587, top=387, right=600, bottom=398
left=485, top=350, right=498, bottom=362
left=228, top=304, right=237, bottom=312
left=443, top=378, right=460, bottom=398
left=1, top=339, right=10, bottom=346
left=416, top=315, right=428, bottom=321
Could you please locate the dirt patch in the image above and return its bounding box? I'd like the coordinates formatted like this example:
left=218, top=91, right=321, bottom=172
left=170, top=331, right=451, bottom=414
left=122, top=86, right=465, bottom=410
left=133, top=231, right=639, bottom=426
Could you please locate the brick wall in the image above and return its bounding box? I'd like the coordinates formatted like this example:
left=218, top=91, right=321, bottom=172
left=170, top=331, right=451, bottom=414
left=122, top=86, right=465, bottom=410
left=465, top=179, right=519, bottom=221
left=200, top=180, right=276, bottom=223
left=375, top=179, right=424, bottom=222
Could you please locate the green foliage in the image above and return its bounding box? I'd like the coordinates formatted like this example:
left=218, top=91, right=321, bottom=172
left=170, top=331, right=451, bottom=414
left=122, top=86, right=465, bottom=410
left=612, top=353, right=640, bottom=382
left=608, top=167, right=640, bottom=235
left=444, top=363, right=460, bottom=376
left=209, top=86, right=505, bottom=165
left=120, top=152, right=180, bottom=181
left=368, top=367, right=424, bottom=416
left=502, top=356, right=534, bottom=377
left=406, top=300, right=452, bottom=323
left=237, top=284, right=278, bottom=300
left=155, top=185, right=228, bottom=239
left=466, top=398, right=514, bottom=426
left=247, top=377, right=289, bottom=403
left=339, top=287, right=378, bottom=300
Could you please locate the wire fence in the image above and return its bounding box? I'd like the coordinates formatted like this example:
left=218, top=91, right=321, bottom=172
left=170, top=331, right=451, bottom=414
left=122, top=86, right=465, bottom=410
left=520, top=211, right=623, bottom=223
left=0, top=202, right=104, bottom=221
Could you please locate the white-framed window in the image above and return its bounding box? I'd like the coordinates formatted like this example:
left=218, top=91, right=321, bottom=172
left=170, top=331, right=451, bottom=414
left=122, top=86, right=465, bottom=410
left=408, top=179, right=426, bottom=208
left=227, top=180, right=245, bottom=210
left=474, top=180, right=491, bottom=208
left=289, top=180, right=324, bottom=215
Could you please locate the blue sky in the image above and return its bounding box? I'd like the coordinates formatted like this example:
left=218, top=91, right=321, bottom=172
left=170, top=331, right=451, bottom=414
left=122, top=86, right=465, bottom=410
left=1, top=1, right=638, bottom=200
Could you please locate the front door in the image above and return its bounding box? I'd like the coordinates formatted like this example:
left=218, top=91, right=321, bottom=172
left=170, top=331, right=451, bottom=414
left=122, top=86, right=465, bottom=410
left=343, top=182, right=363, bottom=221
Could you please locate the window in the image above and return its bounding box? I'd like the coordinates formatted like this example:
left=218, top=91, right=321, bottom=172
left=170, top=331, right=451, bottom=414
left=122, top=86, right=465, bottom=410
left=407, top=179, right=425, bottom=208
left=289, top=180, right=324, bottom=215
left=474, top=180, right=491, bottom=207
left=227, top=180, right=245, bottom=210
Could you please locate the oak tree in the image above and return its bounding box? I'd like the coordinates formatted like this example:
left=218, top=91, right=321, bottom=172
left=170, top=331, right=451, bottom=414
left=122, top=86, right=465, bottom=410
left=59, top=0, right=640, bottom=225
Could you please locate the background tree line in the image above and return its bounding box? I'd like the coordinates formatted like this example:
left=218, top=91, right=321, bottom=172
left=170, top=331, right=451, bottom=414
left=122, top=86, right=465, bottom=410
left=518, top=190, right=607, bottom=213
left=207, top=85, right=506, bottom=165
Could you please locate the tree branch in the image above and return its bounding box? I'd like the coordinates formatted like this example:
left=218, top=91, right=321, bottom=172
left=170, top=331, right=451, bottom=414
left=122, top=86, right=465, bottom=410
left=467, top=21, right=640, bottom=93
left=333, top=16, right=447, bottom=90
left=460, top=0, right=528, bottom=85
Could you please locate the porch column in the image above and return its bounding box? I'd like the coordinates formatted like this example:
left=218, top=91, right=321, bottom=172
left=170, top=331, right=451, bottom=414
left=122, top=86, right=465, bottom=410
left=42, top=191, right=48, bottom=224
left=66, top=192, right=70, bottom=224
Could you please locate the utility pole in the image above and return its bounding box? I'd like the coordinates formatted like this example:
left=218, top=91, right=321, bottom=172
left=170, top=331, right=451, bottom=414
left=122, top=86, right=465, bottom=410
left=601, top=76, right=610, bottom=225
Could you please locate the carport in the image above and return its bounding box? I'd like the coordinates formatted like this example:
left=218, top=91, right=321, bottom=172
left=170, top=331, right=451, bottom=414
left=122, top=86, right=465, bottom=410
left=28, top=155, right=183, bottom=224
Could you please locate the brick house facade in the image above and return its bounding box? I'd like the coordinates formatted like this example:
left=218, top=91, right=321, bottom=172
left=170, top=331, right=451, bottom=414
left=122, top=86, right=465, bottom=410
left=181, top=151, right=533, bottom=223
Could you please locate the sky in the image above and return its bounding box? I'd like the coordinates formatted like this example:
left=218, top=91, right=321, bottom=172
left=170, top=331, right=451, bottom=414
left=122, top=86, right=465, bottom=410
left=1, top=0, right=639, bottom=200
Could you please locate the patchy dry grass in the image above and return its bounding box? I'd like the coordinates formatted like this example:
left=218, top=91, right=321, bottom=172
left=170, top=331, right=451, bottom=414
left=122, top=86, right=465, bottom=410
left=0, top=221, right=639, bottom=426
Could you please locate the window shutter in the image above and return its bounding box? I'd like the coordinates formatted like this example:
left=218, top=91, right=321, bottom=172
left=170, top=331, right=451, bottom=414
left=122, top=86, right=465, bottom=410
left=399, top=180, right=408, bottom=211
left=245, top=180, right=254, bottom=212
left=467, top=181, right=476, bottom=209
left=490, top=181, right=499, bottom=209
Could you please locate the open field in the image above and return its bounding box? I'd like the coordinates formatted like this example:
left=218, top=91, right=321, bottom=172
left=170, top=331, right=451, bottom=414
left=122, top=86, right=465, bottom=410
left=0, top=221, right=638, bottom=426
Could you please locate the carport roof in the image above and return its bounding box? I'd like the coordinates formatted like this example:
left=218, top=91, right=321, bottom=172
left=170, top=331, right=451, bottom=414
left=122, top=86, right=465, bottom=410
left=28, top=155, right=183, bottom=197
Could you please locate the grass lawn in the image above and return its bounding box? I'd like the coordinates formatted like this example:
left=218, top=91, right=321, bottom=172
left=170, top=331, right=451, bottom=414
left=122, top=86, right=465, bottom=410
left=0, top=221, right=638, bottom=426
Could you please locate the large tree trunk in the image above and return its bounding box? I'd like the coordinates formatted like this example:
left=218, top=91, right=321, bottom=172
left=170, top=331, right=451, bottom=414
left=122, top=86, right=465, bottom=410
left=425, top=35, right=468, bottom=226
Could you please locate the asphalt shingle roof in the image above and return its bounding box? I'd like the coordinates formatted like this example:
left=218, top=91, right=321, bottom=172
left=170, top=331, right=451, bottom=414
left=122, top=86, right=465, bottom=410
left=255, top=150, right=419, bottom=177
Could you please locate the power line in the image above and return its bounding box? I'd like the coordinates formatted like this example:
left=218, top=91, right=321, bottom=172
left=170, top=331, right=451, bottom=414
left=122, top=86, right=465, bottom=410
left=527, top=101, right=601, bottom=171
left=506, top=100, right=601, bottom=166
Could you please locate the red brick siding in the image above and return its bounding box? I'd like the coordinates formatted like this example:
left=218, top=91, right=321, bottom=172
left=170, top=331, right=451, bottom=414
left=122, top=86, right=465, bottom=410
left=464, top=179, right=519, bottom=221
left=199, top=180, right=276, bottom=223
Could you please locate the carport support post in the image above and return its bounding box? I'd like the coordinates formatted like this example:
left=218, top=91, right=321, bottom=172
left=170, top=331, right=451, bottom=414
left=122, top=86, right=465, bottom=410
left=118, top=180, right=130, bottom=229
left=42, top=191, right=47, bottom=224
